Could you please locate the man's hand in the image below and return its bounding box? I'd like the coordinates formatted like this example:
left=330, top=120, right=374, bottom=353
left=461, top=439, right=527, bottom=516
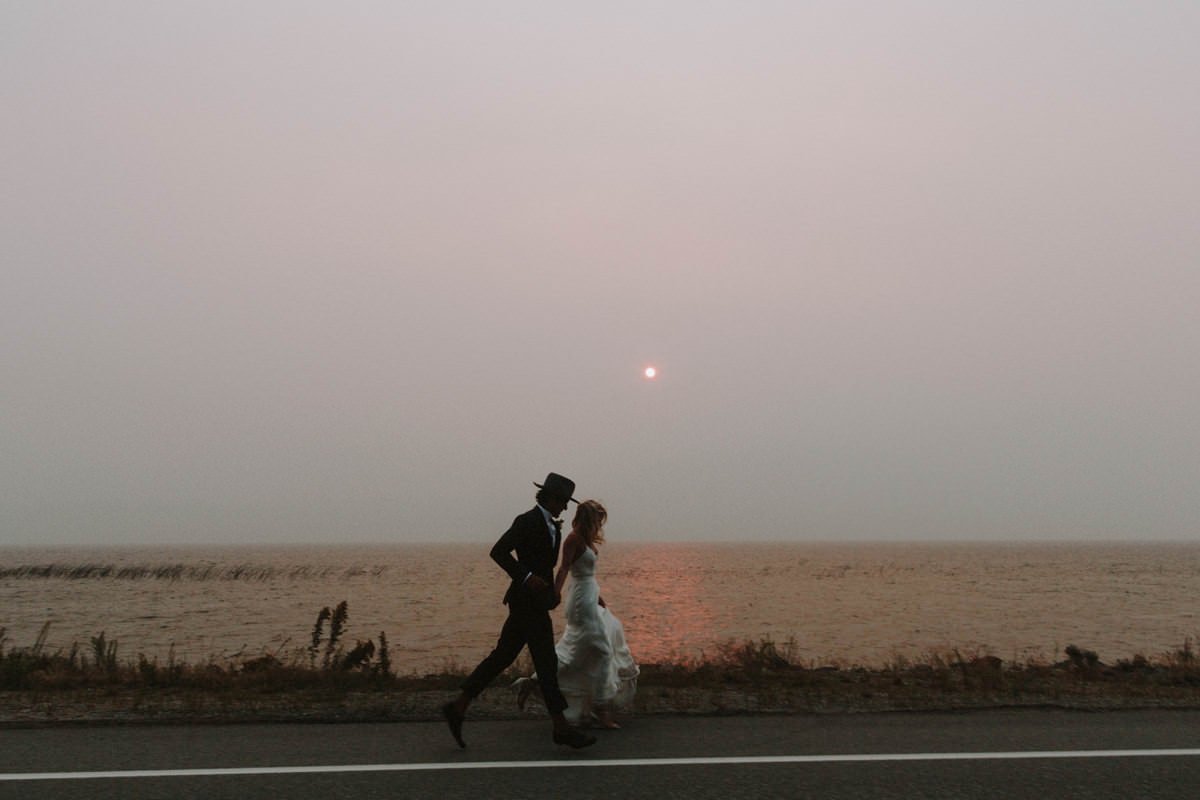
left=525, top=574, right=549, bottom=593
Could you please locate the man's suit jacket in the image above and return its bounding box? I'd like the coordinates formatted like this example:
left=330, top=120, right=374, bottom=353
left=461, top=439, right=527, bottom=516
left=490, top=506, right=562, bottom=610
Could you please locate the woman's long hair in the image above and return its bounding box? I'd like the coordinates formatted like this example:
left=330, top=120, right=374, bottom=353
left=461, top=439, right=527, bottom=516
left=573, top=499, right=607, bottom=547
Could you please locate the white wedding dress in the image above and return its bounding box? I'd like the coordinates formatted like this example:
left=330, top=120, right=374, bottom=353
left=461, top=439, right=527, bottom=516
left=524, top=546, right=639, bottom=724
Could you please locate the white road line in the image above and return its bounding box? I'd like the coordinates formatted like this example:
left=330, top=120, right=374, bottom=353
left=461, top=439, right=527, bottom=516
left=3, top=749, right=1200, bottom=782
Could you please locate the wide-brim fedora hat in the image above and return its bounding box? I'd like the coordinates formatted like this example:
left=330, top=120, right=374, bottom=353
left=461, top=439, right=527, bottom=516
left=533, top=472, right=578, bottom=504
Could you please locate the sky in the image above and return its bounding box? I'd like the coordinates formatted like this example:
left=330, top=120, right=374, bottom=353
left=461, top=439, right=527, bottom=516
left=2, top=1, right=1197, bottom=546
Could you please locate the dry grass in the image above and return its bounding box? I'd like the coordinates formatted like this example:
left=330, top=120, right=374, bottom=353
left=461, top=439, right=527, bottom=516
left=3, top=610, right=1199, bottom=724
left=0, top=602, right=397, bottom=693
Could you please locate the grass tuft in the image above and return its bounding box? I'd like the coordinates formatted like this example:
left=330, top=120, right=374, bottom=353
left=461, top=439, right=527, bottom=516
left=0, top=601, right=399, bottom=692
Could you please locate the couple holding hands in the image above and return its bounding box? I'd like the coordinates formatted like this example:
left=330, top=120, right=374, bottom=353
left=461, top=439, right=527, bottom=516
left=442, top=472, right=638, bottom=750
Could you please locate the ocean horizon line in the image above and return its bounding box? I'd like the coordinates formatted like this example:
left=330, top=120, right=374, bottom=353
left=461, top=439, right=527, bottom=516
left=3, top=537, right=1199, bottom=552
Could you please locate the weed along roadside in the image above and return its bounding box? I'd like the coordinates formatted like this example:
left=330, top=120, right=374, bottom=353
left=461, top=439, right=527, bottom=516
left=2, top=604, right=1199, bottom=725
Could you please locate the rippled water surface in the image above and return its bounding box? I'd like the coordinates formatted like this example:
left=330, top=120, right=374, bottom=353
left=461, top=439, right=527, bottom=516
left=2, top=542, right=1198, bottom=672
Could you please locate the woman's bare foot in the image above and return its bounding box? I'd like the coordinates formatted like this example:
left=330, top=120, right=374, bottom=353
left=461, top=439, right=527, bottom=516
left=511, top=677, right=534, bottom=711
left=596, top=710, right=621, bottom=729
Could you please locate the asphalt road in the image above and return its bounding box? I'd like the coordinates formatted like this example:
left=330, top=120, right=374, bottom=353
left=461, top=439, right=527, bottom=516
left=2, top=709, right=1200, bottom=799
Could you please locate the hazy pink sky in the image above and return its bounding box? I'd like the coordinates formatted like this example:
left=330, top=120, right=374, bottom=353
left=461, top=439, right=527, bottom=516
left=3, top=1, right=1197, bottom=544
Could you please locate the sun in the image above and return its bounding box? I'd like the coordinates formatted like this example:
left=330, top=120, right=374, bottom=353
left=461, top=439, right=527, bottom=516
left=643, top=366, right=658, bottom=379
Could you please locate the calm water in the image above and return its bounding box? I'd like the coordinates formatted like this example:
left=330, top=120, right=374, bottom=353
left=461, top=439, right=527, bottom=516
left=2, top=543, right=1198, bottom=673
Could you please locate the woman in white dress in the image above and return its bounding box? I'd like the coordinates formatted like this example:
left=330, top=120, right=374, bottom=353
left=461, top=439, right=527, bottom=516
left=514, top=500, right=638, bottom=728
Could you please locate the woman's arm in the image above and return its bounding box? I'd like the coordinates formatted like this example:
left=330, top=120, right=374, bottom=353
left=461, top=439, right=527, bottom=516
left=554, top=533, right=581, bottom=596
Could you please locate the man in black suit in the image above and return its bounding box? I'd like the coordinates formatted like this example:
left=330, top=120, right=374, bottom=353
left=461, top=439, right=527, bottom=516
left=441, top=472, right=596, bottom=749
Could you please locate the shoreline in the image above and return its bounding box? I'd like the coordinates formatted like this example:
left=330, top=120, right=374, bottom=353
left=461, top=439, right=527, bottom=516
left=5, top=655, right=1199, bottom=727
left=5, top=622, right=1198, bottom=726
